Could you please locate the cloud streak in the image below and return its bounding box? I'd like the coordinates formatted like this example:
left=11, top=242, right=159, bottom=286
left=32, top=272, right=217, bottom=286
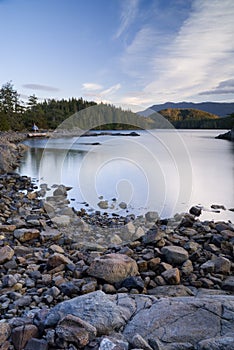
left=82, top=83, right=122, bottom=104
left=82, top=83, right=103, bottom=91
left=199, top=78, right=234, bottom=95
left=115, top=0, right=139, bottom=39
left=120, top=0, right=234, bottom=108
left=144, top=0, right=234, bottom=102
left=23, top=84, right=60, bottom=92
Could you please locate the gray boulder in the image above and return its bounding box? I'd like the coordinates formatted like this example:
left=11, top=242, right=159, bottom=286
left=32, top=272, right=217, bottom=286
left=197, top=335, right=234, bottom=350
left=123, top=295, right=234, bottom=346
left=44, top=291, right=234, bottom=348
left=45, top=291, right=136, bottom=335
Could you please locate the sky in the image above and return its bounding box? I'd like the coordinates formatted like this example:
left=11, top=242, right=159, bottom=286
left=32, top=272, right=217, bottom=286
left=0, top=0, right=234, bottom=111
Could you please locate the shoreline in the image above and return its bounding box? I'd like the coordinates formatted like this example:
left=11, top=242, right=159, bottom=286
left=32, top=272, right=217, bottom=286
left=0, top=132, right=234, bottom=349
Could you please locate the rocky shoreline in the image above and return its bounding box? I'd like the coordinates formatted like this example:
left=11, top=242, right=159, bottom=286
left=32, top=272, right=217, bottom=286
left=0, top=133, right=233, bottom=350
left=216, top=127, right=234, bottom=141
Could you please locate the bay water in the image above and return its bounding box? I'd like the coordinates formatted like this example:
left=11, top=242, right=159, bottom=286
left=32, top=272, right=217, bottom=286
left=18, top=129, right=234, bottom=222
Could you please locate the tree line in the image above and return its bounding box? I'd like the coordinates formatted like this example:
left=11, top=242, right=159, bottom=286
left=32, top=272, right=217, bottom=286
left=0, top=81, right=233, bottom=131
left=0, top=81, right=97, bottom=131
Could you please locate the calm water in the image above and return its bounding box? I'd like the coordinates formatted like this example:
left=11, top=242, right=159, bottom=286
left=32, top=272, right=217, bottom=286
left=18, top=130, right=234, bottom=222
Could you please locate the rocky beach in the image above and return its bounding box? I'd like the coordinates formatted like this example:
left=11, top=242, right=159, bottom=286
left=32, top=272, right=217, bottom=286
left=0, top=133, right=233, bottom=350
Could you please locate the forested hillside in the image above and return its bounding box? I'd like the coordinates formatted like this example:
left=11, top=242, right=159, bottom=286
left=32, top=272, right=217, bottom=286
left=0, top=82, right=96, bottom=131
left=156, top=108, right=233, bottom=129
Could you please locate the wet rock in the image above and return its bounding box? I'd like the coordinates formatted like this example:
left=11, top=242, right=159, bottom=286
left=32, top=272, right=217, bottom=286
left=88, top=253, right=139, bottom=283
left=53, top=185, right=68, bottom=196
left=0, top=245, right=14, bottom=263
left=145, top=211, right=159, bottom=222
left=189, top=206, right=202, bottom=216
left=211, top=204, right=226, bottom=210
left=98, top=201, right=109, bottom=209
left=119, top=202, right=127, bottom=210
left=161, top=246, right=189, bottom=265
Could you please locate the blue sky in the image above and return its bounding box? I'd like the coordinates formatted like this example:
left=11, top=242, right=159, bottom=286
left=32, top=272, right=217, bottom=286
left=0, top=0, right=233, bottom=111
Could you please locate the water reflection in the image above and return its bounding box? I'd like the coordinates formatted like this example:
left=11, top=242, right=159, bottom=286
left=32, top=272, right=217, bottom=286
left=18, top=130, right=234, bottom=221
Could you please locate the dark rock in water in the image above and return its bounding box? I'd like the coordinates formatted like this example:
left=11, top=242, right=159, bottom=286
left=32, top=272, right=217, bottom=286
left=216, top=128, right=234, bottom=141
left=189, top=206, right=202, bottom=216
left=119, top=202, right=127, bottom=209
left=145, top=211, right=160, bottom=222
left=211, top=204, right=226, bottom=210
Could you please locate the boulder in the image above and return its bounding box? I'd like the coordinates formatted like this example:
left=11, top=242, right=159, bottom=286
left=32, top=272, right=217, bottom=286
left=47, top=253, right=73, bottom=268
left=189, top=206, right=202, bottom=216
left=0, top=245, right=14, bottom=263
left=161, top=246, right=189, bottom=265
left=213, top=257, right=231, bottom=275
left=123, top=296, right=234, bottom=346
left=45, top=291, right=135, bottom=335
left=12, top=325, right=38, bottom=350
left=14, top=228, right=40, bottom=242
left=88, top=253, right=139, bottom=283
left=145, top=211, right=160, bottom=222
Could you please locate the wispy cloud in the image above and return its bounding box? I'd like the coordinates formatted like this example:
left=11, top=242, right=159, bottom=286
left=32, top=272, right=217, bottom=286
left=82, top=83, right=103, bottom=91
left=199, top=78, right=234, bottom=95
left=23, top=84, right=60, bottom=92
left=82, top=83, right=122, bottom=104
left=115, top=0, right=139, bottom=39
left=143, top=0, right=234, bottom=103
left=120, top=0, right=234, bottom=108
left=100, top=83, right=121, bottom=96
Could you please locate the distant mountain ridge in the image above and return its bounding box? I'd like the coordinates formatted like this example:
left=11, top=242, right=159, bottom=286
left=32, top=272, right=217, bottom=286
left=139, top=102, right=234, bottom=117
